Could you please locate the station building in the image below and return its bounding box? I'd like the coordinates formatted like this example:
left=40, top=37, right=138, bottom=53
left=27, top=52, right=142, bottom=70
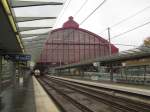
left=38, top=16, right=118, bottom=67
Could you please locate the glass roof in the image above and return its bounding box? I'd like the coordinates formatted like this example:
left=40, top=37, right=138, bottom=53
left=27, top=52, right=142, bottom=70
left=8, top=0, right=65, bottom=61
left=18, top=19, right=56, bottom=27
left=20, top=28, right=51, bottom=34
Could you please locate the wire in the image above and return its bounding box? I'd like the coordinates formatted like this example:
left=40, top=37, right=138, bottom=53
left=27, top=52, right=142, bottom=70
left=92, top=43, right=138, bottom=47
left=113, top=44, right=138, bottom=47
left=98, top=5, right=150, bottom=34
left=79, top=0, right=106, bottom=25
left=54, top=0, right=72, bottom=27
left=111, top=5, right=150, bottom=28
left=53, top=0, right=106, bottom=49
left=73, top=0, right=89, bottom=18
left=98, top=28, right=108, bottom=34
left=111, top=20, right=150, bottom=39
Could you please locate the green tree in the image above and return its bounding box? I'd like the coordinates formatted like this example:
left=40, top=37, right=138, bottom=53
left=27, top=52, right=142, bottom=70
left=144, top=37, right=150, bottom=46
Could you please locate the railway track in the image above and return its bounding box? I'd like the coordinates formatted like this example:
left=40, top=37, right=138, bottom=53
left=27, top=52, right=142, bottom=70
left=38, top=76, right=150, bottom=112
left=38, top=78, right=116, bottom=112
left=49, top=77, right=150, bottom=111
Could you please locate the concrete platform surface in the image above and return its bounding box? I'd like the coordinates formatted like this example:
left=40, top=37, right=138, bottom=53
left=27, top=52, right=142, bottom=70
left=0, top=73, right=60, bottom=112
left=33, top=76, right=60, bottom=112
left=0, top=75, right=36, bottom=112
left=51, top=76, right=150, bottom=97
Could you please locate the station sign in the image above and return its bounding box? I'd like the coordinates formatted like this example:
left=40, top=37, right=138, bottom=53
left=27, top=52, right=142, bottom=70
left=3, top=54, right=31, bottom=61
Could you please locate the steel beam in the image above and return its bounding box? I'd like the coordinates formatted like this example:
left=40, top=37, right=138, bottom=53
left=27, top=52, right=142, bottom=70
left=16, top=17, right=56, bottom=22
left=19, top=27, right=52, bottom=32
left=21, top=33, right=49, bottom=38
left=9, top=1, right=63, bottom=8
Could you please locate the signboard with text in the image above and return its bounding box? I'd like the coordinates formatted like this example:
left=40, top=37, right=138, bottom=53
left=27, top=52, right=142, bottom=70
left=3, top=54, right=31, bottom=61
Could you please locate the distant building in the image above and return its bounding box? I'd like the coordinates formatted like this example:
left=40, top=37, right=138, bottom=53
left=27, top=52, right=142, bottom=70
left=38, top=16, right=118, bottom=67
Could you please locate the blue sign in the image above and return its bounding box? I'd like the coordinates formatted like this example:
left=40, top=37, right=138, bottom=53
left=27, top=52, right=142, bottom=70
left=16, top=55, right=31, bottom=61
left=4, top=54, right=31, bottom=61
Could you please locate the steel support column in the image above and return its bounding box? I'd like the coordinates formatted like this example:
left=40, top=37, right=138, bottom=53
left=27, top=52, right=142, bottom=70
left=110, top=64, right=113, bottom=81
left=108, top=27, right=111, bottom=56
left=73, top=30, right=76, bottom=63
left=97, top=62, right=101, bottom=72
left=52, top=34, right=54, bottom=63
left=78, top=31, right=81, bottom=62
left=94, top=35, right=96, bottom=58
left=83, top=33, right=86, bottom=60
left=46, top=44, right=48, bottom=64
left=144, top=65, right=146, bottom=83
left=89, top=35, right=91, bottom=59
left=0, top=55, right=2, bottom=103
left=12, top=61, right=16, bottom=86
left=68, top=67, right=71, bottom=75
left=63, top=31, right=64, bottom=64
left=67, top=31, right=70, bottom=64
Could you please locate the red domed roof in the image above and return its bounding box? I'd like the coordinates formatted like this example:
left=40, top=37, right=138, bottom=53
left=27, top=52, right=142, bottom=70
left=63, top=16, right=79, bottom=28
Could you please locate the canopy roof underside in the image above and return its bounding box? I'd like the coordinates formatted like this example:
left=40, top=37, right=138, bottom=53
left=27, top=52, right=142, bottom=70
left=7, top=0, right=65, bottom=61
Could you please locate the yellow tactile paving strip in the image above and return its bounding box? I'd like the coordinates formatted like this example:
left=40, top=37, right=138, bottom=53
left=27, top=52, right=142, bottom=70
left=32, top=76, right=60, bottom=112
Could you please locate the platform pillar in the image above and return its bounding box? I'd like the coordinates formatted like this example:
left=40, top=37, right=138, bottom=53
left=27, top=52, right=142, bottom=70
left=97, top=62, right=101, bottom=72
left=0, top=55, right=2, bottom=103
left=68, top=68, right=71, bottom=75
left=110, top=64, right=113, bottom=81
left=12, top=62, right=16, bottom=86
left=0, top=56, right=2, bottom=90
left=144, top=65, right=146, bottom=84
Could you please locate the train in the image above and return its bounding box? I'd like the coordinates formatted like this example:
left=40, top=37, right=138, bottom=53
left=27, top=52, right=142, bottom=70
left=33, top=69, right=41, bottom=77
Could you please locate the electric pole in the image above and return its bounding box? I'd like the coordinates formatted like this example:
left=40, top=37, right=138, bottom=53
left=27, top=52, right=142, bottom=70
left=108, top=27, right=111, bottom=56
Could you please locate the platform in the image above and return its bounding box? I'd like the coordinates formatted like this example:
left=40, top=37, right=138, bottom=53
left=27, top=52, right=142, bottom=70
left=0, top=74, right=36, bottom=112
left=0, top=73, right=59, bottom=112
left=33, top=76, right=60, bottom=112
left=51, top=76, right=150, bottom=97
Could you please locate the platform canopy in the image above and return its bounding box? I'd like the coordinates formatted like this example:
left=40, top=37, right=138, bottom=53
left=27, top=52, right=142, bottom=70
left=6, top=0, right=65, bottom=61
left=54, top=46, right=150, bottom=69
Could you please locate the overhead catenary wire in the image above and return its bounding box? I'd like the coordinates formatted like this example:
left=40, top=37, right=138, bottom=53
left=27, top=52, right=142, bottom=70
left=73, top=0, right=89, bottom=18
left=111, top=20, right=150, bottom=40
left=53, top=0, right=88, bottom=43
left=54, top=0, right=72, bottom=27
left=52, top=0, right=106, bottom=49
left=79, top=0, right=106, bottom=25
left=111, top=5, right=150, bottom=28
left=47, top=0, right=148, bottom=52
left=95, top=43, right=138, bottom=47
left=98, top=5, right=150, bottom=34
left=53, top=0, right=142, bottom=50
left=112, top=44, right=138, bottom=47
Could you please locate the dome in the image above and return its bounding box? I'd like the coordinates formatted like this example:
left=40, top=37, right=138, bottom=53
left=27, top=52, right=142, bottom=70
left=63, top=16, right=79, bottom=28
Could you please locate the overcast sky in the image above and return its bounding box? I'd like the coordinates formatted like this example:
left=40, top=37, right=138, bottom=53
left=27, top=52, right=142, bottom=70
left=15, top=0, right=150, bottom=51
